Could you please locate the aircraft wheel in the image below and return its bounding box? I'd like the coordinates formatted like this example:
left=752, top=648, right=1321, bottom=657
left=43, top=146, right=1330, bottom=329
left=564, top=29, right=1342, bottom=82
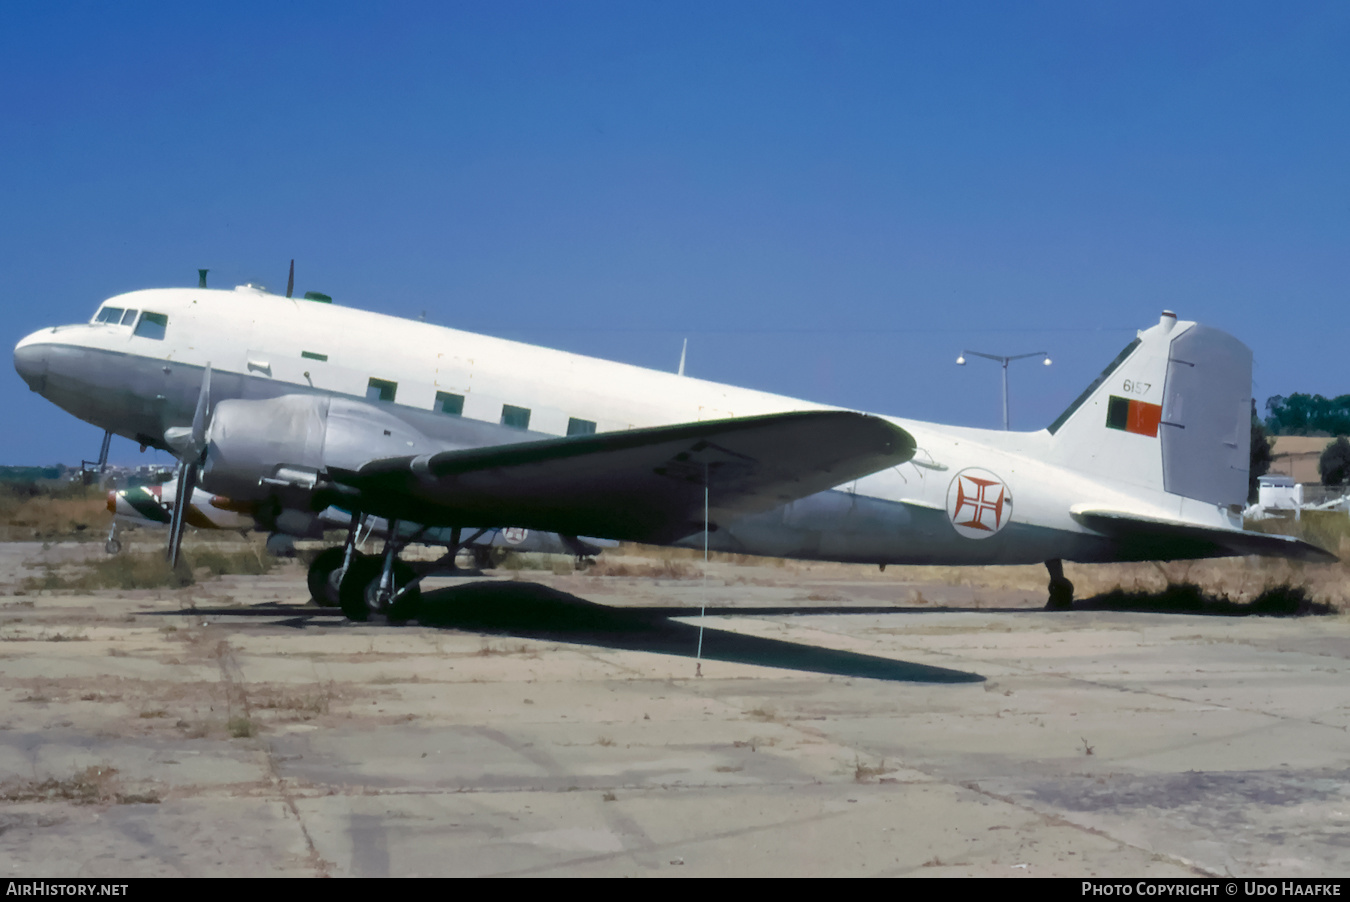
left=105, top=538, right=122, bottom=555
left=307, top=547, right=350, bottom=607
left=473, top=547, right=495, bottom=570
left=386, top=561, right=421, bottom=624
left=338, top=556, right=383, bottom=622
left=338, top=556, right=421, bottom=623
left=1045, top=577, right=1075, bottom=611
left=327, top=551, right=367, bottom=607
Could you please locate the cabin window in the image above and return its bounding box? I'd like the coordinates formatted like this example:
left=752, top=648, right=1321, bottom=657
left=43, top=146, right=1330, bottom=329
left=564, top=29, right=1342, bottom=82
left=120, top=309, right=138, bottom=325
left=133, top=312, right=168, bottom=340
left=436, top=391, right=464, bottom=416
left=501, top=404, right=531, bottom=430
left=301, top=351, right=328, bottom=362
left=366, top=378, right=397, bottom=402
left=567, top=417, right=596, bottom=436
left=95, top=306, right=124, bottom=324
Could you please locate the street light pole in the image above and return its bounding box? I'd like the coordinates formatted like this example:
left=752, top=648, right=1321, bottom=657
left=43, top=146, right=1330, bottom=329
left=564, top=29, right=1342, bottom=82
left=956, top=350, right=1051, bottom=430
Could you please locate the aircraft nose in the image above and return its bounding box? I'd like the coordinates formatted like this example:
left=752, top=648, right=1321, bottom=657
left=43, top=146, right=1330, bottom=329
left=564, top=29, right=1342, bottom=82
left=13, top=331, right=52, bottom=392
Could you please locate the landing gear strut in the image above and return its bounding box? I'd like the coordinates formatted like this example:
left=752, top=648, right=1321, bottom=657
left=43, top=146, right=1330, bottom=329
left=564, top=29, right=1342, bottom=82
left=104, top=519, right=122, bottom=555
left=1045, top=558, right=1074, bottom=611
left=338, top=518, right=422, bottom=624
left=324, top=519, right=490, bottom=623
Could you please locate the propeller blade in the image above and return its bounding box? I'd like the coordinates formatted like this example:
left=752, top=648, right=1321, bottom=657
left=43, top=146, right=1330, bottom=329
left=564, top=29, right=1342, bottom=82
left=191, top=363, right=212, bottom=452
left=166, top=460, right=197, bottom=567
left=286, top=260, right=294, bottom=298
left=166, top=362, right=213, bottom=566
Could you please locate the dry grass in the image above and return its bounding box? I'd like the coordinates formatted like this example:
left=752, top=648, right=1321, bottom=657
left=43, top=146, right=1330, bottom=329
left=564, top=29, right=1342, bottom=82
left=853, top=757, right=893, bottom=782
left=586, top=557, right=700, bottom=579
left=497, top=552, right=557, bottom=571
left=251, top=685, right=334, bottom=717
left=19, top=544, right=277, bottom=593
left=227, top=716, right=257, bottom=738
left=605, top=542, right=787, bottom=568
left=0, top=765, right=159, bottom=805
left=0, top=482, right=108, bottom=541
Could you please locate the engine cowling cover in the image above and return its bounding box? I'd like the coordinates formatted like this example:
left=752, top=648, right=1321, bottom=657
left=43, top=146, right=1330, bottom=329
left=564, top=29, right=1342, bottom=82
left=200, top=394, right=435, bottom=501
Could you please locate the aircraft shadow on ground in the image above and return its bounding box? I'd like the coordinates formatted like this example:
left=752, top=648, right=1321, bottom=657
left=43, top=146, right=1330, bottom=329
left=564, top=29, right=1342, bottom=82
left=156, top=577, right=1328, bottom=686
left=169, top=581, right=984, bottom=684
left=413, top=581, right=983, bottom=684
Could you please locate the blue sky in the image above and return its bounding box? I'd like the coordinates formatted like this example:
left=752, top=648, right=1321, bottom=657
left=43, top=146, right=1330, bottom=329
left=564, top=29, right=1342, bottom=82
left=3, top=2, right=1347, bottom=465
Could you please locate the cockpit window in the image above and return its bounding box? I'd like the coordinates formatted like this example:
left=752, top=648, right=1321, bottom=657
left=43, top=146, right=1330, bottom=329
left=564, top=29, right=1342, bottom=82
left=120, top=309, right=138, bottom=325
left=95, top=306, right=125, bottom=324
left=133, top=311, right=168, bottom=340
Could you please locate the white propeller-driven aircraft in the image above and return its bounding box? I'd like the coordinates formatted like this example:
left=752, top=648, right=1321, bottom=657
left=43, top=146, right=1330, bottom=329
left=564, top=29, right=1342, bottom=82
left=14, top=276, right=1333, bottom=622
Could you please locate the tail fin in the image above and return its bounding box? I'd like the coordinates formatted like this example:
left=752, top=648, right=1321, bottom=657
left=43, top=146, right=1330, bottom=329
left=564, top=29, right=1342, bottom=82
left=1047, top=312, right=1252, bottom=509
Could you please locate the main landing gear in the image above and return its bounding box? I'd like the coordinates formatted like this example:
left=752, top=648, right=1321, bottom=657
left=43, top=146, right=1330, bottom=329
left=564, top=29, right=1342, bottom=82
left=306, top=519, right=492, bottom=623
left=1045, top=558, right=1074, bottom=611
left=303, top=515, right=418, bottom=623
left=337, top=517, right=422, bottom=624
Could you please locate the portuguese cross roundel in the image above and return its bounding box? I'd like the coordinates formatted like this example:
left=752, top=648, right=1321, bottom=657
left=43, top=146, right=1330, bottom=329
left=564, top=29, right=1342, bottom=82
left=945, top=468, right=1013, bottom=539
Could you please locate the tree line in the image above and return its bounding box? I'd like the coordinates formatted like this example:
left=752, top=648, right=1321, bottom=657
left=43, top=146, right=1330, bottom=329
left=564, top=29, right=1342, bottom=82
left=1264, top=393, right=1350, bottom=436
left=1254, top=394, right=1350, bottom=491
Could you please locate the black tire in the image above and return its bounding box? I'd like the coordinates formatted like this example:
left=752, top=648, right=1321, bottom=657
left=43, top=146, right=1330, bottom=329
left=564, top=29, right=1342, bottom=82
left=338, top=555, right=383, bottom=622
left=1045, top=577, right=1075, bottom=611
left=472, top=547, right=495, bottom=570
left=306, top=547, right=347, bottom=607
left=338, top=556, right=421, bottom=623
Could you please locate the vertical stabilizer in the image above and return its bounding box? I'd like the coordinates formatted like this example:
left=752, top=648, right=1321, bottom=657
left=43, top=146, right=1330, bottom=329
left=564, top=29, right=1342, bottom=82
left=1047, top=312, right=1252, bottom=508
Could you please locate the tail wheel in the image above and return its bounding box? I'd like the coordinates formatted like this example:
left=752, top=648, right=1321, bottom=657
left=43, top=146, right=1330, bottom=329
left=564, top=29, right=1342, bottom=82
left=1045, top=577, right=1075, bottom=611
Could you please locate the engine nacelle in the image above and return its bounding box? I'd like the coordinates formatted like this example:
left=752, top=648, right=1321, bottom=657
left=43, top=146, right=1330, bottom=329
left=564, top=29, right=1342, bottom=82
left=199, top=394, right=436, bottom=501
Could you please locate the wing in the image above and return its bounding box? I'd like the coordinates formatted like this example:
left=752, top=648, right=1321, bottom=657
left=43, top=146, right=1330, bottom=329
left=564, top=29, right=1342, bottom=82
left=1071, top=508, right=1338, bottom=563
left=330, top=410, right=914, bottom=545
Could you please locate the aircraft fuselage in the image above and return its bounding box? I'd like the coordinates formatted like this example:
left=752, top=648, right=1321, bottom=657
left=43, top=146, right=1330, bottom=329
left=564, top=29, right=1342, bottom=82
left=15, top=285, right=1247, bottom=566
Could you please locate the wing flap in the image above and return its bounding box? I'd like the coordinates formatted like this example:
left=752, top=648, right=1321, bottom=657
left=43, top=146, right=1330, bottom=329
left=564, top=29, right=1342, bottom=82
left=1071, top=508, right=1337, bottom=564
left=334, top=411, right=914, bottom=545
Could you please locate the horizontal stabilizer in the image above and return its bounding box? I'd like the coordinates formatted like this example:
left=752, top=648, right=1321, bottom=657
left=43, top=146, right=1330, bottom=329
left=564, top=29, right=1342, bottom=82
left=333, top=411, right=915, bottom=545
left=1071, top=508, right=1337, bottom=564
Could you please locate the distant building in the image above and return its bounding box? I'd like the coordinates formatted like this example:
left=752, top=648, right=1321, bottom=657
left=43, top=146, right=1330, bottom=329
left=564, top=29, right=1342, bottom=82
left=1257, top=474, right=1302, bottom=512
left=1268, top=436, right=1331, bottom=485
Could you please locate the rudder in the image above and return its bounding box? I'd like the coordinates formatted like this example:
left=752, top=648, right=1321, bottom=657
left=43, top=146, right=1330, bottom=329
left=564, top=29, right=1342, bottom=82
left=1047, top=312, right=1252, bottom=509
